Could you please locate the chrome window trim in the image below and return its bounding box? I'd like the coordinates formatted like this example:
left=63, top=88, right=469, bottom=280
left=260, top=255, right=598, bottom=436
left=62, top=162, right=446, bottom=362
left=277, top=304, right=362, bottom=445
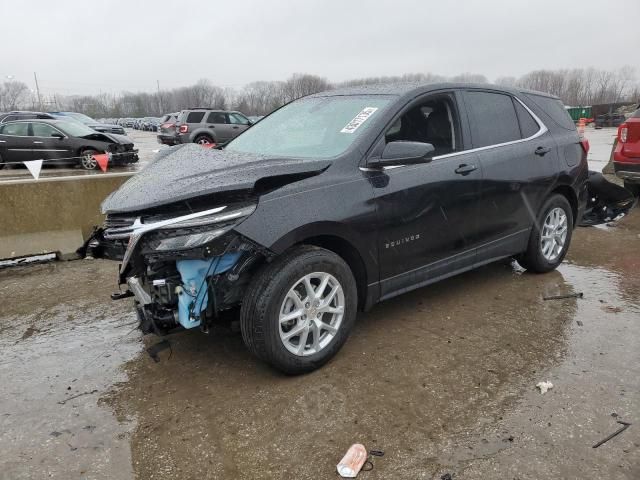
left=360, top=95, right=548, bottom=172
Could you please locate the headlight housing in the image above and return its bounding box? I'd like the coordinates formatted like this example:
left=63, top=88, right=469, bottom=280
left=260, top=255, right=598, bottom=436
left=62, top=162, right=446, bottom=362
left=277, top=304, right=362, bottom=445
left=111, top=203, right=256, bottom=273
left=154, top=228, right=228, bottom=251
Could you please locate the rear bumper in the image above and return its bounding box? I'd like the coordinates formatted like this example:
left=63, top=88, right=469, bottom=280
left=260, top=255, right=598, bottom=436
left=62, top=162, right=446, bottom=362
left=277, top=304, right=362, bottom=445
left=614, top=161, right=640, bottom=183
left=157, top=134, right=178, bottom=145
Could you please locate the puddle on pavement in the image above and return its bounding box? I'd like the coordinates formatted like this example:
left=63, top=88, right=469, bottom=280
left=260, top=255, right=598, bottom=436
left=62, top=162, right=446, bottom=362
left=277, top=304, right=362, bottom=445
left=0, top=261, right=141, bottom=480
left=1, top=210, right=638, bottom=479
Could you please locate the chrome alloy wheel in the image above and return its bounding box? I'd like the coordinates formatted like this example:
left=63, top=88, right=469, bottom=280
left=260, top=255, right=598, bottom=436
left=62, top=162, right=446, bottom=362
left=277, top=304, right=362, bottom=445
left=278, top=272, right=345, bottom=357
left=81, top=153, right=98, bottom=169
left=540, top=207, right=568, bottom=261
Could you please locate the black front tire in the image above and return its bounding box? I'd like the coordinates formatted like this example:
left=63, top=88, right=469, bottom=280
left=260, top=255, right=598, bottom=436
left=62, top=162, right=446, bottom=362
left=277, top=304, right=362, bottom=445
left=240, top=245, right=358, bottom=374
left=519, top=194, right=573, bottom=273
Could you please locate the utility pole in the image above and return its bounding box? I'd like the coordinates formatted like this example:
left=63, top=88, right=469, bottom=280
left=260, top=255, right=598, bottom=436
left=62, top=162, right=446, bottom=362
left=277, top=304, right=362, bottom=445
left=33, top=72, right=43, bottom=110
left=157, top=79, right=163, bottom=114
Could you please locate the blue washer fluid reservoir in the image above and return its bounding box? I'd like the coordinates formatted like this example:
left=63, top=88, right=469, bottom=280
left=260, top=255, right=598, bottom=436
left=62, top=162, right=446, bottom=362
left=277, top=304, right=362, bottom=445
left=175, top=253, right=241, bottom=329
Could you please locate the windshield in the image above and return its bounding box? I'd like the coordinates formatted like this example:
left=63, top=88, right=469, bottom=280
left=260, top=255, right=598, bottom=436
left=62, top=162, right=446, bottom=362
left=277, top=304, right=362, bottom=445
left=52, top=112, right=96, bottom=124
left=57, top=121, right=99, bottom=137
left=226, top=95, right=392, bottom=158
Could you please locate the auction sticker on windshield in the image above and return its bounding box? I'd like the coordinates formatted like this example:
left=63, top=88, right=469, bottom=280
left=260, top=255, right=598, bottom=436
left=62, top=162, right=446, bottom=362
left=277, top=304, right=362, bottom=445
left=340, top=107, right=378, bottom=134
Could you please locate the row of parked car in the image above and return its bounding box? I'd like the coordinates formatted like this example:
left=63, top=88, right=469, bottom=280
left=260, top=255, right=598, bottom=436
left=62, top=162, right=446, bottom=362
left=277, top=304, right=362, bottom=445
left=103, top=117, right=163, bottom=132
left=0, top=110, right=137, bottom=170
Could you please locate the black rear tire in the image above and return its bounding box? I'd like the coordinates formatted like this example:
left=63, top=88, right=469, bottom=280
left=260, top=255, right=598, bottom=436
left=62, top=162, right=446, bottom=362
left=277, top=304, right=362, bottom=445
left=194, top=135, right=214, bottom=145
left=623, top=181, right=640, bottom=197
left=240, top=245, right=357, bottom=374
left=518, top=194, right=573, bottom=273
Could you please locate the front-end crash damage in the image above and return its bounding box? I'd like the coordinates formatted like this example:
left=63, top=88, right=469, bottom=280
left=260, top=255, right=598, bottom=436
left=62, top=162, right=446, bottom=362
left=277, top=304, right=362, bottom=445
left=91, top=201, right=272, bottom=335
left=84, top=144, right=330, bottom=337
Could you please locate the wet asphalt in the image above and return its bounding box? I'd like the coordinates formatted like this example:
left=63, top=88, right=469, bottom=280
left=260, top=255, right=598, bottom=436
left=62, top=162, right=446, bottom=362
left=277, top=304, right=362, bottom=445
left=1, top=205, right=639, bottom=479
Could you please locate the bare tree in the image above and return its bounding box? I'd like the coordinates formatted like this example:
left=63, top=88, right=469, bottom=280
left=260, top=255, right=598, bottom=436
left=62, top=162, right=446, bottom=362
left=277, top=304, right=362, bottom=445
left=0, top=81, right=29, bottom=110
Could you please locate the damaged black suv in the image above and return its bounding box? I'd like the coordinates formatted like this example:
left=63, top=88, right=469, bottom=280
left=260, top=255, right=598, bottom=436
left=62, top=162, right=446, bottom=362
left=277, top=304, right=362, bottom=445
left=92, top=83, right=592, bottom=374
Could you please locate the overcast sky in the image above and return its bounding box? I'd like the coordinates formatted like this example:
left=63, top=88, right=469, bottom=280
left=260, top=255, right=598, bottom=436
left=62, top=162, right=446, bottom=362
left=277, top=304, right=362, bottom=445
left=2, top=0, right=638, bottom=95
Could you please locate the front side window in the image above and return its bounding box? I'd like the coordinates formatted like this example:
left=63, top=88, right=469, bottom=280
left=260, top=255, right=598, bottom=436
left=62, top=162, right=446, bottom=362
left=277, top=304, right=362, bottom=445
left=383, top=95, right=459, bottom=156
left=228, top=113, right=249, bottom=125
left=226, top=95, right=392, bottom=159
left=465, top=91, right=521, bottom=148
left=0, top=122, right=29, bottom=136
left=32, top=123, right=61, bottom=137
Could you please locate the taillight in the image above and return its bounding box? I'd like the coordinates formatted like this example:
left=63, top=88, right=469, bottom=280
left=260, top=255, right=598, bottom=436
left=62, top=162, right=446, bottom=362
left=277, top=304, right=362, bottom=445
left=160, top=122, right=174, bottom=129
left=618, top=124, right=628, bottom=143
left=179, top=125, right=188, bottom=134
left=580, top=138, right=590, bottom=154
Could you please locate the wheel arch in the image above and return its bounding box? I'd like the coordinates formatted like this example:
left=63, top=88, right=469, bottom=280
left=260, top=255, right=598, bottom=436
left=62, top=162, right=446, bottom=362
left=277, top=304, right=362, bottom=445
left=192, top=129, right=216, bottom=143
left=297, top=234, right=369, bottom=311
left=550, top=184, right=578, bottom=226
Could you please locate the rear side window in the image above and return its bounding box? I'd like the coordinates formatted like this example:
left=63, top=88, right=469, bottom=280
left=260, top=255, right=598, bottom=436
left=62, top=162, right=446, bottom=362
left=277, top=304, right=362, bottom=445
left=206, top=112, right=227, bottom=124
left=185, top=111, right=205, bottom=123
left=0, top=122, right=29, bottom=136
left=525, top=94, right=575, bottom=130
left=514, top=100, right=540, bottom=138
left=465, top=91, right=521, bottom=148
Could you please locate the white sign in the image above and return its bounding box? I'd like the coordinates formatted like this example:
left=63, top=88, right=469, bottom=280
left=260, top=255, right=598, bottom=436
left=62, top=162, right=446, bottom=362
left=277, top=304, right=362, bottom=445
left=340, top=107, right=378, bottom=134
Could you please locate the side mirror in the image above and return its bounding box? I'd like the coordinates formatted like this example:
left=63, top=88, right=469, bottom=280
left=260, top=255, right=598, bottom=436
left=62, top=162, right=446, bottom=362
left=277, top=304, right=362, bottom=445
left=51, top=132, right=65, bottom=140
left=369, top=141, right=435, bottom=168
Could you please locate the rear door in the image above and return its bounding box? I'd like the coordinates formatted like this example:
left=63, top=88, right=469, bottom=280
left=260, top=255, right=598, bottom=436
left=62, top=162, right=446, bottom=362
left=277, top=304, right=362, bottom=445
left=463, top=89, right=559, bottom=262
left=31, top=122, right=73, bottom=161
left=205, top=111, right=232, bottom=142
left=0, top=122, right=34, bottom=163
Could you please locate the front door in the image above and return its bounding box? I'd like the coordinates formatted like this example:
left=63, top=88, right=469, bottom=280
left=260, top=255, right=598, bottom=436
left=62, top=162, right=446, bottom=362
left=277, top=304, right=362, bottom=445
left=369, top=93, right=483, bottom=300
left=30, top=122, right=73, bottom=162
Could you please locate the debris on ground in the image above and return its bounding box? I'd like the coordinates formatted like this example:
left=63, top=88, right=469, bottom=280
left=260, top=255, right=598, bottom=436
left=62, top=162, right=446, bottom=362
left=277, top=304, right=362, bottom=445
left=337, top=443, right=368, bottom=478
left=576, top=320, right=584, bottom=326
left=592, top=421, right=631, bottom=448
left=543, top=292, right=584, bottom=301
left=146, top=340, right=172, bottom=363
left=536, top=381, right=554, bottom=394
left=441, top=473, right=454, bottom=480
left=57, top=389, right=99, bottom=405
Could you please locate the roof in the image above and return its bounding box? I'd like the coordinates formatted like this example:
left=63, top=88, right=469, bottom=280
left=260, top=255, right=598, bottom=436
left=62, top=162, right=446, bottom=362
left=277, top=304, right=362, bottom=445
left=308, top=82, right=559, bottom=100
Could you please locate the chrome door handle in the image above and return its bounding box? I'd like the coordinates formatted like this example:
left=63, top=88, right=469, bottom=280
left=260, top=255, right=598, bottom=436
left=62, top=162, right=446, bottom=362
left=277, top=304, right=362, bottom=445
left=535, top=146, right=551, bottom=156
left=33, top=141, right=43, bottom=144
left=454, top=163, right=477, bottom=175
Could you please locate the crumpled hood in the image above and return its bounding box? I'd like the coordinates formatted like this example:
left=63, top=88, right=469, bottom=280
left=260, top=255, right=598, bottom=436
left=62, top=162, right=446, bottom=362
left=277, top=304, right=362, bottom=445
left=102, top=143, right=331, bottom=214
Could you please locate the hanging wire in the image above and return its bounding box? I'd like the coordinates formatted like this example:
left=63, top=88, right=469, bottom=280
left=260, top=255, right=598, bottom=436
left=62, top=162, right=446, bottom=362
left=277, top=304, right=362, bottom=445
left=1, top=151, right=136, bottom=166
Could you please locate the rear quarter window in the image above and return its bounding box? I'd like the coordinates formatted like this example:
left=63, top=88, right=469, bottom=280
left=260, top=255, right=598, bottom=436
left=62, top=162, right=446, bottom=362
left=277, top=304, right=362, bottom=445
left=186, top=111, right=205, bottom=123
left=525, top=94, right=576, bottom=130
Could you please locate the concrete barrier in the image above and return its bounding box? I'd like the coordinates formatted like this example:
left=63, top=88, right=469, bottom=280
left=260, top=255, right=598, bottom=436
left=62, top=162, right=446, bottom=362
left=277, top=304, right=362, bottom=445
left=0, top=173, right=133, bottom=258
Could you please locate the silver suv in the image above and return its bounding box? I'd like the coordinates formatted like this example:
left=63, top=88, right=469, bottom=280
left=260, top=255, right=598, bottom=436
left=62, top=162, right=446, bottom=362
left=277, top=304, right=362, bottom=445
left=175, top=108, right=252, bottom=145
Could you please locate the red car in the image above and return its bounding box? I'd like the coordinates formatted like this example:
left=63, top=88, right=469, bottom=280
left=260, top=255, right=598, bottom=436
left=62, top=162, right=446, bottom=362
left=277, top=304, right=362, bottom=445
left=613, top=106, right=640, bottom=196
